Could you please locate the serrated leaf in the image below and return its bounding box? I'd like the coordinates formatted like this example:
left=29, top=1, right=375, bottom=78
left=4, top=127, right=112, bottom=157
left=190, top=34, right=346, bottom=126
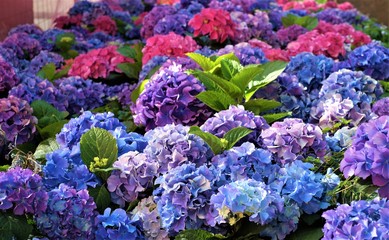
left=189, top=126, right=223, bottom=155
left=34, top=138, right=60, bottom=160
left=213, top=52, right=240, bottom=66
left=221, top=59, right=242, bottom=80
left=196, top=91, right=235, bottom=111
left=230, top=65, right=264, bottom=92
left=243, top=99, right=282, bottom=114
left=31, top=100, right=68, bottom=128
left=175, top=229, right=217, bottom=240
left=39, top=120, right=68, bottom=139
left=80, top=128, right=118, bottom=170
left=223, top=127, right=253, bottom=149
left=192, top=71, right=242, bottom=98
left=131, top=80, right=149, bottom=103
left=262, top=112, right=291, bottom=124
left=88, top=185, right=111, bottom=212
left=0, top=213, right=33, bottom=240
left=186, top=52, right=215, bottom=71
left=37, top=63, right=56, bottom=81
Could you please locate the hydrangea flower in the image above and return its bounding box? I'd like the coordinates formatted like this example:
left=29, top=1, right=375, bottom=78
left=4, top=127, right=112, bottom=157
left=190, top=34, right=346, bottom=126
left=0, top=167, right=47, bottom=215
left=340, top=115, right=389, bottom=197
left=141, top=32, right=198, bottom=64
left=372, top=97, right=389, bottom=117
left=217, top=43, right=268, bottom=65
left=153, top=163, right=217, bottom=233
left=43, top=146, right=99, bottom=191
left=322, top=198, right=389, bottom=240
left=315, top=8, right=367, bottom=25
left=261, top=118, right=328, bottom=164
left=276, top=24, right=307, bottom=47
left=131, top=196, right=169, bottom=240
left=0, top=96, right=37, bottom=145
left=0, top=58, right=19, bottom=93
left=2, top=32, right=42, bottom=60
left=7, top=24, right=43, bottom=39
left=326, top=126, right=357, bottom=152
left=92, top=15, right=117, bottom=35
left=27, top=50, right=64, bottom=75
left=201, top=105, right=269, bottom=147
left=210, top=179, right=283, bottom=225
left=144, top=124, right=213, bottom=174
left=189, top=8, right=236, bottom=43
left=95, top=208, right=143, bottom=240
left=133, top=64, right=212, bottom=130
left=35, top=184, right=97, bottom=240
left=140, top=5, right=176, bottom=39
left=107, top=151, right=158, bottom=207
left=154, top=13, right=191, bottom=36
left=139, top=55, right=168, bottom=80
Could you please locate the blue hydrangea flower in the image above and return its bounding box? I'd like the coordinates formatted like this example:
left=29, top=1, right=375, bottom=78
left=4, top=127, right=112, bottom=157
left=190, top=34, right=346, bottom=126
left=144, top=124, right=213, bottom=174
left=95, top=208, right=144, bottom=240
left=139, top=55, right=168, bottom=81
left=2, top=32, right=41, bottom=60
left=326, top=126, right=356, bottom=152
left=8, top=24, right=43, bottom=39
left=154, top=13, right=191, bottom=36
left=217, top=43, right=268, bottom=65
left=28, top=50, right=64, bottom=75
left=35, top=184, right=97, bottom=240
left=315, top=8, right=367, bottom=25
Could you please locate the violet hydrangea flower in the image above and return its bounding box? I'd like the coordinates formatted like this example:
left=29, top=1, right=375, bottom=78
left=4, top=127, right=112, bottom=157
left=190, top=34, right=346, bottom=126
left=144, top=124, right=213, bottom=174
left=35, top=183, right=97, bottom=240
left=154, top=13, right=191, bottom=36
left=139, top=55, right=168, bottom=81
left=315, top=8, right=367, bottom=25
left=276, top=24, right=307, bottom=47
left=27, top=50, right=64, bottom=75
left=217, top=42, right=268, bottom=65
left=372, top=97, right=389, bottom=117
left=2, top=32, right=42, bottom=60
left=140, top=5, right=176, bottom=39
left=8, top=24, right=43, bottom=39
left=0, top=167, right=48, bottom=215
left=0, top=58, right=19, bottom=94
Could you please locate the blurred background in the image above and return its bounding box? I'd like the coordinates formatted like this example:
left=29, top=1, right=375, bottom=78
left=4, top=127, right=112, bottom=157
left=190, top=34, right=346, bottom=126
left=0, top=0, right=388, bottom=40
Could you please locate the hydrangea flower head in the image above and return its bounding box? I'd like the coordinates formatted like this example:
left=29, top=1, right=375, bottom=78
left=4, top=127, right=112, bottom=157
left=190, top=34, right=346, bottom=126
left=0, top=58, right=19, bottom=93
left=276, top=24, right=307, bottom=47
left=141, top=32, right=198, bottom=64
left=261, top=118, right=328, bottom=164
left=92, top=15, right=117, bottom=35
left=133, top=64, right=212, bottom=130
left=200, top=105, right=269, bottom=147
left=189, top=8, right=236, bottom=43
left=140, top=5, right=176, bottom=39
left=153, top=13, right=191, bottom=36
left=28, top=50, right=64, bottom=75
left=8, top=24, right=43, bottom=38
left=144, top=124, right=213, bottom=173
left=139, top=55, right=168, bottom=80
left=0, top=167, right=47, bottom=215
left=0, top=96, right=37, bottom=145
left=35, top=184, right=97, bottom=239
left=2, top=32, right=42, bottom=60
left=372, top=97, right=389, bottom=117
left=217, top=43, right=268, bottom=65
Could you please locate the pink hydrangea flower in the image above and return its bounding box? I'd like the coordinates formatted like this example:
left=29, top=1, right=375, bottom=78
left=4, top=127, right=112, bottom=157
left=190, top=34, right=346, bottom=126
left=92, top=15, right=118, bottom=35
left=157, top=0, right=180, bottom=5
left=188, top=8, right=236, bottom=43
left=142, top=32, right=198, bottom=64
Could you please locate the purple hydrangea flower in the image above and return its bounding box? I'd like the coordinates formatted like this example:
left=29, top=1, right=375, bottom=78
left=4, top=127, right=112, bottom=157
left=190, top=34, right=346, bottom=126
left=276, top=25, right=307, bottom=48
left=372, top=97, right=389, bottom=117
left=118, top=0, right=144, bottom=16
left=340, top=115, right=389, bottom=198
left=177, top=1, right=204, bottom=17
left=68, top=0, right=92, bottom=16
left=208, top=0, right=258, bottom=12
left=131, top=196, right=169, bottom=240
left=322, top=198, right=389, bottom=240
left=43, top=145, right=99, bottom=191
left=107, top=151, right=158, bottom=207
left=140, top=5, right=176, bottom=39
left=35, top=184, right=97, bottom=240
left=315, top=8, right=367, bottom=25
left=160, top=57, right=200, bottom=72
left=153, top=163, right=217, bottom=233
left=139, top=55, right=168, bottom=81
left=261, top=118, right=328, bottom=164
left=200, top=105, right=269, bottom=147
left=133, top=64, right=213, bottom=130
left=0, top=58, right=19, bottom=93
left=2, top=32, right=42, bottom=60
left=154, top=13, right=191, bottom=36
left=144, top=124, right=213, bottom=174
left=95, top=208, right=143, bottom=240
left=0, top=96, right=37, bottom=145
left=217, top=43, right=268, bottom=65
left=105, top=82, right=137, bottom=108
left=8, top=24, right=43, bottom=39
left=0, top=167, right=47, bottom=215
left=28, top=50, right=64, bottom=75
left=210, top=179, right=283, bottom=225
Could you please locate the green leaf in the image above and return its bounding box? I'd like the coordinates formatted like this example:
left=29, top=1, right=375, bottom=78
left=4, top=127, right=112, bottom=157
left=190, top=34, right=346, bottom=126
left=117, top=45, right=137, bottom=58
left=55, top=32, right=75, bottom=51
left=189, top=126, right=223, bottom=155
left=213, top=52, right=240, bottom=67
left=39, top=120, right=68, bottom=139
left=131, top=80, right=149, bottom=103
left=31, top=100, right=68, bottom=128
left=287, top=226, right=323, bottom=240
left=34, top=138, right=59, bottom=160
left=243, top=98, right=282, bottom=114
left=53, top=64, right=71, bottom=80
left=196, top=91, right=235, bottom=111
left=0, top=165, right=10, bottom=172
left=282, top=14, right=319, bottom=31
left=262, top=112, right=292, bottom=124
left=186, top=52, right=215, bottom=71
left=37, top=63, right=56, bottom=81
left=191, top=71, right=242, bottom=98
left=223, top=127, right=253, bottom=149
left=88, top=185, right=111, bottom=212
left=0, top=213, right=33, bottom=240
left=92, top=100, right=121, bottom=115
left=246, top=61, right=287, bottom=101
left=220, top=59, right=242, bottom=80
left=230, top=65, right=264, bottom=92
left=80, top=128, right=118, bottom=171
left=175, top=229, right=223, bottom=240
left=117, top=63, right=140, bottom=80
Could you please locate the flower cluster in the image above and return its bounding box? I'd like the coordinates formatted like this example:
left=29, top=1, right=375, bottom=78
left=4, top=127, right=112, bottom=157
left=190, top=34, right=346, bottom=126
left=261, top=118, right=327, bottom=164
left=217, top=43, right=268, bottom=65
left=189, top=8, right=236, bottom=43
left=200, top=105, right=269, bottom=147
left=27, top=50, right=64, bottom=74
left=139, top=55, right=168, bottom=80
left=326, top=126, right=357, bottom=152
left=68, top=45, right=131, bottom=79
left=372, top=97, right=389, bottom=117
left=133, top=64, right=212, bottom=130
left=341, top=115, right=389, bottom=197
left=315, top=8, right=367, bottom=25
left=0, top=167, right=47, bottom=215
left=144, top=124, right=213, bottom=173
left=322, top=198, right=389, bottom=240
left=2, top=32, right=42, bottom=60
left=35, top=184, right=97, bottom=239
left=107, top=151, right=158, bottom=207
left=0, top=58, right=19, bottom=93
left=276, top=24, right=307, bottom=47
left=141, top=32, right=198, bottom=64
left=92, top=15, right=117, bottom=35
left=0, top=96, right=37, bottom=145
left=154, top=13, right=191, bottom=36
left=140, top=5, right=177, bottom=39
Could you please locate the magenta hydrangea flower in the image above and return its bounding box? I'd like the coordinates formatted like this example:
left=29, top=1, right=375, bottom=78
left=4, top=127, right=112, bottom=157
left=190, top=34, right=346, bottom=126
left=0, top=167, right=48, bottom=215
left=132, top=64, right=212, bottom=130
left=261, top=118, right=328, bottom=164
left=0, top=96, right=37, bottom=145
